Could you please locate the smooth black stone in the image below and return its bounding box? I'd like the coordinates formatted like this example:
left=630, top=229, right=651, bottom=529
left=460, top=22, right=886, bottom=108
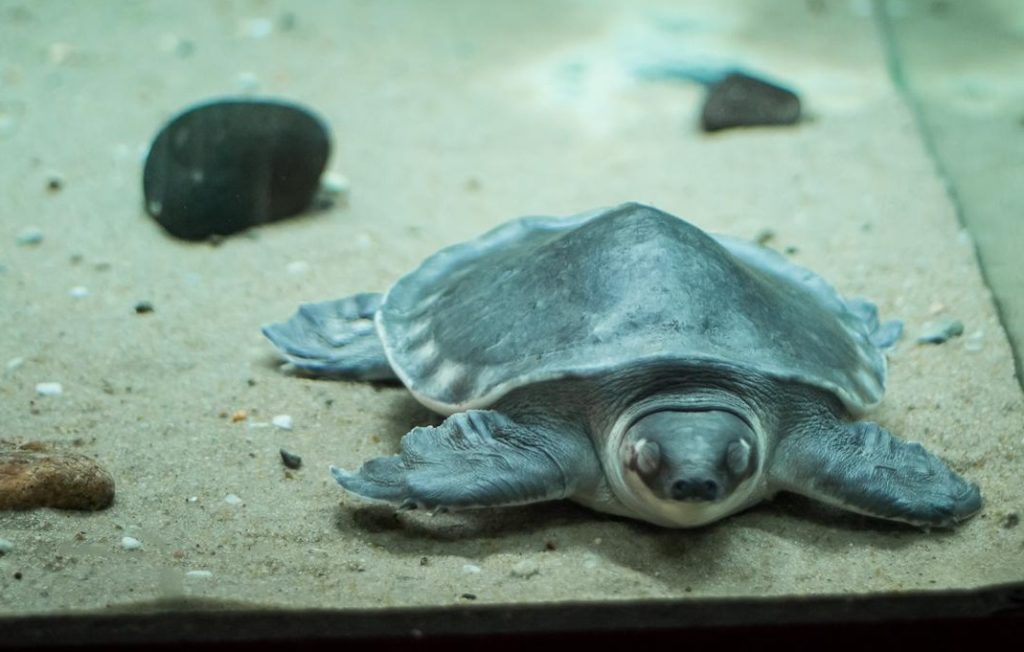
left=143, top=98, right=330, bottom=240
left=701, top=72, right=801, bottom=132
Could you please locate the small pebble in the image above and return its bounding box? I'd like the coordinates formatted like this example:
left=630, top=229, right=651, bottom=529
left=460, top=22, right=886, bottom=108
left=231, top=409, right=248, bottom=422
left=69, top=286, right=89, bottom=298
left=286, top=260, right=310, bottom=275
left=6, top=357, right=24, bottom=371
left=185, top=570, right=213, bottom=579
left=0, top=101, right=24, bottom=138
left=35, top=382, right=63, bottom=396
left=242, top=17, right=274, bottom=39
left=134, top=301, right=154, bottom=314
left=236, top=71, right=261, bottom=93
left=187, top=496, right=198, bottom=503
left=121, top=536, right=143, bottom=551
left=321, top=171, right=350, bottom=198
left=462, top=563, right=481, bottom=574
left=354, top=233, right=374, bottom=250
left=0, top=538, right=13, bottom=555
left=271, top=414, right=294, bottom=430
left=964, top=330, right=984, bottom=352
left=15, top=227, right=43, bottom=246
left=754, top=229, right=775, bottom=246
left=460, top=593, right=477, bottom=601
left=224, top=494, right=243, bottom=506
left=510, top=559, right=540, bottom=579
left=1002, top=513, right=1020, bottom=529
left=46, top=175, right=63, bottom=192
left=48, top=42, right=73, bottom=64
left=917, top=318, right=964, bottom=344
left=279, top=448, right=302, bottom=470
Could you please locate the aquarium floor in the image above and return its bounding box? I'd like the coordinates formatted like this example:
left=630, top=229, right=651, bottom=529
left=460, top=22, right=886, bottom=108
left=1, top=0, right=1021, bottom=629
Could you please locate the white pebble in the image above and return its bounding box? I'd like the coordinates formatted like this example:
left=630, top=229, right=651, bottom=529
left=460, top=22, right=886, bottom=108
left=35, top=382, right=63, bottom=396
left=236, top=71, right=261, bottom=93
left=224, top=494, right=243, bottom=506
left=321, top=171, right=351, bottom=196
left=583, top=553, right=600, bottom=570
left=0, top=537, right=13, bottom=554
left=6, top=357, right=24, bottom=371
left=121, top=536, right=143, bottom=551
left=462, top=563, right=481, bottom=574
left=69, top=286, right=89, bottom=298
left=0, top=102, right=23, bottom=138
left=243, top=17, right=274, bottom=39
left=917, top=318, right=964, bottom=344
left=354, top=233, right=373, bottom=250
left=286, top=260, right=310, bottom=275
left=964, top=330, right=985, bottom=352
left=48, top=42, right=74, bottom=64
left=510, top=560, right=540, bottom=579
left=272, top=414, right=294, bottom=430
left=187, top=496, right=199, bottom=503
left=185, top=570, right=213, bottom=579
left=16, top=227, right=43, bottom=246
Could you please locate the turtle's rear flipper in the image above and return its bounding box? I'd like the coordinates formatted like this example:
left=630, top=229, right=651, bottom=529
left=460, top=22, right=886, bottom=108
left=332, top=410, right=599, bottom=511
left=262, top=293, right=397, bottom=381
left=771, top=420, right=982, bottom=528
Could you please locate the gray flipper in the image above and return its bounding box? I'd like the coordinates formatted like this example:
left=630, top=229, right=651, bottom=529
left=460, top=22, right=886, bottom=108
left=846, top=298, right=903, bottom=349
left=770, top=420, right=982, bottom=528
left=331, top=410, right=598, bottom=511
left=262, top=293, right=397, bottom=381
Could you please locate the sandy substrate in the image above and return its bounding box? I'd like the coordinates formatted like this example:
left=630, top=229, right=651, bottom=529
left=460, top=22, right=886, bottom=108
left=1, top=0, right=1022, bottom=623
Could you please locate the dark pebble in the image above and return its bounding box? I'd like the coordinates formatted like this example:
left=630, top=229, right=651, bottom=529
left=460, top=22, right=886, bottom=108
left=134, top=301, right=154, bottom=314
left=701, top=72, right=801, bottom=132
left=1002, top=513, right=1020, bottom=529
left=279, top=448, right=302, bottom=470
left=143, top=98, right=331, bottom=240
left=460, top=593, right=477, bottom=601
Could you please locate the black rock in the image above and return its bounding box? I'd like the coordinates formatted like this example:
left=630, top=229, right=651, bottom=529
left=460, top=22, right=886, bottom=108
left=701, top=72, right=801, bottom=132
left=143, top=98, right=331, bottom=240
left=279, top=448, right=302, bottom=470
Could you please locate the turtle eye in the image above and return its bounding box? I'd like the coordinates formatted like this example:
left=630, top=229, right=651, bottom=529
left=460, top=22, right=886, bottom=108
left=726, top=440, right=752, bottom=475
left=631, top=439, right=661, bottom=476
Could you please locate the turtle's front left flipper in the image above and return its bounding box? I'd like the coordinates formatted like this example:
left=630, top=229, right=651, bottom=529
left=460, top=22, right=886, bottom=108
left=770, top=420, right=982, bottom=528
left=332, top=410, right=600, bottom=511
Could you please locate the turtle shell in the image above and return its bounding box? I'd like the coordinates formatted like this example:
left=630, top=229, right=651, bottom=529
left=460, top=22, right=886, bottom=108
left=378, top=203, right=888, bottom=415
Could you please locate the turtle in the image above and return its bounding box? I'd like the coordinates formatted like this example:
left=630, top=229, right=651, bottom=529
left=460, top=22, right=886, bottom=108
left=262, top=202, right=982, bottom=528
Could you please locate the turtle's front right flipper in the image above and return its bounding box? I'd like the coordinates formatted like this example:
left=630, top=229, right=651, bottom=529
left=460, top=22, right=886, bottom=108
left=262, top=292, right=398, bottom=381
left=332, top=410, right=600, bottom=511
left=771, top=420, right=982, bottom=528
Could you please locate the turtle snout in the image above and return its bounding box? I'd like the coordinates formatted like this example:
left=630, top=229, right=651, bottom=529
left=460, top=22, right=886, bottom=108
left=670, top=477, right=722, bottom=502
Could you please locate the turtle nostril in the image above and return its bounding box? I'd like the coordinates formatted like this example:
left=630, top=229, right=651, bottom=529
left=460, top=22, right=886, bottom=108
left=671, top=478, right=721, bottom=501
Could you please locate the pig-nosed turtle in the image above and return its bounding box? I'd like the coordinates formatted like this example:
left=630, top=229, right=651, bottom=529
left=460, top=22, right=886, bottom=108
left=263, top=203, right=982, bottom=528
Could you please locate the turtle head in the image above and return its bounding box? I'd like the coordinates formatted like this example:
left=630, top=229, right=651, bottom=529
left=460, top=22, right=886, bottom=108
left=619, top=409, right=761, bottom=525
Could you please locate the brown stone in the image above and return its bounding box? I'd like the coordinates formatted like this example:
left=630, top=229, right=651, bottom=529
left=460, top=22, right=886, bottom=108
left=0, top=441, right=115, bottom=510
